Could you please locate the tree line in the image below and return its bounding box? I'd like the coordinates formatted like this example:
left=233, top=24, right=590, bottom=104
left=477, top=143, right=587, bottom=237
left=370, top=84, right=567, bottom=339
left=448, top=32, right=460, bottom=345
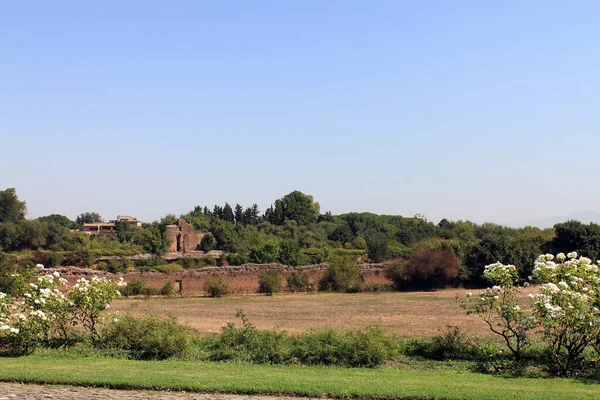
left=1, top=187, right=600, bottom=287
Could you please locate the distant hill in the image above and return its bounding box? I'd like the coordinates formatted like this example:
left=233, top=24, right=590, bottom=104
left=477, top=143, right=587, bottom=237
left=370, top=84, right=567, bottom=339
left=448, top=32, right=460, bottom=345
left=525, top=211, right=600, bottom=229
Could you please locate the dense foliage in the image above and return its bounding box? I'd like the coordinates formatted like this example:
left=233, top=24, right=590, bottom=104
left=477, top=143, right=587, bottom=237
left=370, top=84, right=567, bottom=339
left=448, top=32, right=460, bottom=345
left=4, top=188, right=600, bottom=289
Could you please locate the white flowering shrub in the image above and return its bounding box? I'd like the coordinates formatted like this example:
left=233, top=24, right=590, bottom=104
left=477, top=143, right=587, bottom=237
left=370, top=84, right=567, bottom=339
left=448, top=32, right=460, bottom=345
left=458, top=262, right=535, bottom=360
left=68, top=276, right=126, bottom=341
left=0, top=271, right=70, bottom=353
left=0, top=268, right=126, bottom=353
left=529, top=252, right=600, bottom=375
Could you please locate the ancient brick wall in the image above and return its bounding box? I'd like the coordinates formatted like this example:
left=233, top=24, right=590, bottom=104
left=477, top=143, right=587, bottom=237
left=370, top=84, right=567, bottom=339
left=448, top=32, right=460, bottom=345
left=164, top=225, right=180, bottom=252
left=50, top=263, right=393, bottom=296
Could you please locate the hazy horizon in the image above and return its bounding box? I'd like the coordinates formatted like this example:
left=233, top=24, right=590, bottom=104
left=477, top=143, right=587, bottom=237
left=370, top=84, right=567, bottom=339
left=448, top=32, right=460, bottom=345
left=2, top=1, right=599, bottom=227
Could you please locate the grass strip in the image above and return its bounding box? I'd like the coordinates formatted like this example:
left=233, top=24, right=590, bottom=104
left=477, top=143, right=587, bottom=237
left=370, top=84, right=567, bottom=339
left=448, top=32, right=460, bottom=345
left=0, top=356, right=598, bottom=400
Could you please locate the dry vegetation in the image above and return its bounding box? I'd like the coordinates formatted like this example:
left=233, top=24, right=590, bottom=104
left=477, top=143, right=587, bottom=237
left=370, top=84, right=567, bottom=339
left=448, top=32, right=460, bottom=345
left=111, top=287, right=539, bottom=336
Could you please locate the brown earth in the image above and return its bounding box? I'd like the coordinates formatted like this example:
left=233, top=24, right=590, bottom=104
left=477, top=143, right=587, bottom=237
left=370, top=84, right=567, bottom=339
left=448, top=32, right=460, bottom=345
left=110, top=287, right=539, bottom=337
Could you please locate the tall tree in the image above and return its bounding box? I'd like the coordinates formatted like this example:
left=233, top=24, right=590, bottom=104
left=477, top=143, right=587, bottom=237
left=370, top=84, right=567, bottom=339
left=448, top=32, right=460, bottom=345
left=75, top=212, right=103, bottom=226
left=222, top=203, right=235, bottom=223
left=0, top=188, right=26, bottom=223
left=234, top=204, right=244, bottom=225
left=267, top=191, right=320, bottom=226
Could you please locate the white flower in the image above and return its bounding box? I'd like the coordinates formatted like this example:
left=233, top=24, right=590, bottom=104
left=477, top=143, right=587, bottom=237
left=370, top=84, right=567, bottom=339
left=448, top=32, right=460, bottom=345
left=465, top=292, right=472, bottom=297
left=545, top=254, right=554, bottom=261
left=53, top=271, right=60, bottom=277
left=9, top=327, right=19, bottom=334
left=567, top=252, right=578, bottom=259
left=36, top=264, right=44, bottom=269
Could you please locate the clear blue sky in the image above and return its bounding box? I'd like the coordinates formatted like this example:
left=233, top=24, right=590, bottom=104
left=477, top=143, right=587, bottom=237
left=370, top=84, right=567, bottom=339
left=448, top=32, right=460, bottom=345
left=1, top=1, right=599, bottom=226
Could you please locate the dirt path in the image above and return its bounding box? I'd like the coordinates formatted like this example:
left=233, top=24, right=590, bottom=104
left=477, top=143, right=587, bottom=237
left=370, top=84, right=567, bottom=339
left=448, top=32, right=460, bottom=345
left=0, top=382, right=316, bottom=400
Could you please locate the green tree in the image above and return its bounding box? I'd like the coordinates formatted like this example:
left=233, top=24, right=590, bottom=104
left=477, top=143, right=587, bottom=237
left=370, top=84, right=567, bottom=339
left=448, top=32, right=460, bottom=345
left=116, top=220, right=135, bottom=243
left=75, top=212, right=103, bottom=226
left=552, top=220, right=600, bottom=261
left=266, top=191, right=320, bottom=226
left=249, top=241, right=280, bottom=264
left=0, top=188, right=26, bottom=223
left=365, top=232, right=389, bottom=263
left=279, top=239, right=300, bottom=266
left=234, top=204, right=244, bottom=225
left=36, top=214, right=75, bottom=229
left=222, top=203, right=235, bottom=223
left=133, top=223, right=169, bottom=255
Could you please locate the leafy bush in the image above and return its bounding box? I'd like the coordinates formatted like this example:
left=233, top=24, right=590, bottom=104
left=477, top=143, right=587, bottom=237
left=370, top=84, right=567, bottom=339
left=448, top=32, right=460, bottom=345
left=209, top=309, right=292, bottom=364
left=208, top=311, right=396, bottom=367
left=226, top=253, right=248, bottom=266
left=100, top=314, right=194, bottom=360
left=63, top=250, right=94, bottom=268
left=199, top=256, right=217, bottom=267
left=120, top=279, right=146, bottom=297
left=406, top=326, right=481, bottom=361
left=258, top=269, right=281, bottom=295
left=286, top=273, right=314, bottom=292
left=160, top=282, right=175, bottom=296
left=320, top=256, right=362, bottom=293
left=0, top=253, right=32, bottom=297
left=153, top=264, right=183, bottom=273
left=204, top=277, right=229, bottom=298
left=293, top=326, right=397, bottom=367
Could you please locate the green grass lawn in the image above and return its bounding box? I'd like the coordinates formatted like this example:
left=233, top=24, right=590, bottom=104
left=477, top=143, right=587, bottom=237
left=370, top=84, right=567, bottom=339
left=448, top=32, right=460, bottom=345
left=0, top=356, right=598, bottom=399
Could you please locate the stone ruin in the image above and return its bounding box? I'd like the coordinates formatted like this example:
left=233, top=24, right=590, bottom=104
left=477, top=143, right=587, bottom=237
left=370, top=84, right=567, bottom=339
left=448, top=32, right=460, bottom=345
left=164, top=218, right=213, bottom=254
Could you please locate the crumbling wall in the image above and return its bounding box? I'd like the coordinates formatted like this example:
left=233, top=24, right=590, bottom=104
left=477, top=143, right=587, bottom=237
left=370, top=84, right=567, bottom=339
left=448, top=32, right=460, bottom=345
left=50, top=263, right=393, bottom=296
left=164, top=219, right=213, bottom=254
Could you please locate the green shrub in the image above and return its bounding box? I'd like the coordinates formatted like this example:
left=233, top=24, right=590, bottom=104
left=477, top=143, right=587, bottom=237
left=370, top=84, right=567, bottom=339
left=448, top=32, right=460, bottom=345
left=133, top=258, right=166, bottom=268
left=120, top=279, right=146, bottom=297
left=204, top=277, right=229, bottom=298
left=64, top=250, right=94, bottom=267
left=0, top=253, right=32, bottom=297
left=208, top=311, right=396, bottom=368
left=286, top=272, right=314, bottom=292
left=320, top=256, right=362, bottom=293
left=406, top=326, right=481, bottom=361
left=161, top=282, right=175, bottom=296
left=293, top=327, right=397, bottom=367
left=180, top=257, right=198, bottom=269
left=209, top=310, right=292, bottom=364
left=199, top=256, right=217, bottom=267
left=226, top=253, right=248, bottom=266
left=153, top=264, right=183, bottom=273
left=258, top=269, right=281, bottom=295
left=100, top=314, right=194, bottom=360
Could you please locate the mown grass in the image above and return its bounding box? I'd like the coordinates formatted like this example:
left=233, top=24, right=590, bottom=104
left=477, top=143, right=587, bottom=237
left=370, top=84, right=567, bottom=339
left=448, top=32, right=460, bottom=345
left=0, top=355, right=598, bottom=399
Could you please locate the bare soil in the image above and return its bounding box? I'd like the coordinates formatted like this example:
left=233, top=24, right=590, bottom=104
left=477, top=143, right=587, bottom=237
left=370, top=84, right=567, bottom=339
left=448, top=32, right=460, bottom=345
left=111, top=288, right=538, bottom=336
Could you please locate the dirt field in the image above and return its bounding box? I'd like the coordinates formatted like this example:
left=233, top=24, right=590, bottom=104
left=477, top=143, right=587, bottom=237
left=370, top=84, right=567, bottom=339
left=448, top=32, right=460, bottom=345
left=111, top=288, right=537, bottom=336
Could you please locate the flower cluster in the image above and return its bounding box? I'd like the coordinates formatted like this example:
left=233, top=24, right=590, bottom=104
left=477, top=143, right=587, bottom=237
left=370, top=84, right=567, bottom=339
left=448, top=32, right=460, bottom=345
left=458, top=261, right=534, bottom=360
left=461, top=252, right=600, bottom=375
left=483, top=262, right=519, bottom=287
left=0, top=268, right=126, bottom=352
